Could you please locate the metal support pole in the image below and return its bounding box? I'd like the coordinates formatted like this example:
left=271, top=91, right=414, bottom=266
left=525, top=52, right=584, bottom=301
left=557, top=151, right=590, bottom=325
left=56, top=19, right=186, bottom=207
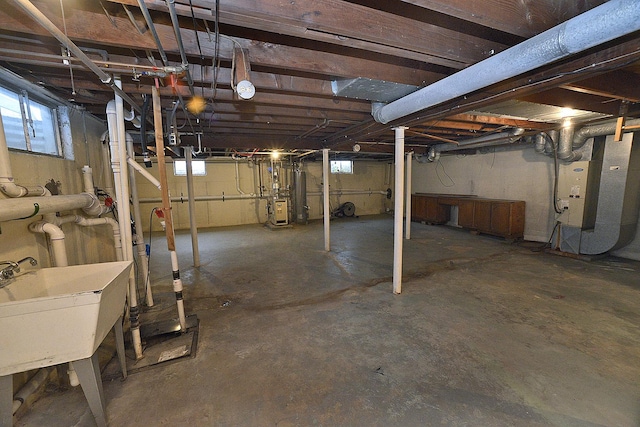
left=323, top=148, right=330, bottom=251
left=393, top=127, right=407, bottom=294
left=185, top=147, right=200, bottom=267
left=405, top=151, right=412, bottom=240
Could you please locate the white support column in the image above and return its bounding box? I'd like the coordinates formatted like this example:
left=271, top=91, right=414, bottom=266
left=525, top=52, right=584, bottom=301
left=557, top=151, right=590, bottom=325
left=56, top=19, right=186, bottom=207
left=405, top=151, right=412, bottom=240
left=323, top=148, right=330, bottom=251
left=393, top=127, right=407, bottom=294
left=185, top=147, right=200, bottom=267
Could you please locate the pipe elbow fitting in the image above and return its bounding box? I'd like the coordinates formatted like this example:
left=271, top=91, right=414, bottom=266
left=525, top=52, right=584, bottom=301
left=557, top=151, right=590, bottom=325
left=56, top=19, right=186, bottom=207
left=371, top=102, right=388, bottom=124
left=1, top=182, right=28, bottom=197
left=82, top=193, right=108, bottom=216
left=106, top=100, right=117, bottom=115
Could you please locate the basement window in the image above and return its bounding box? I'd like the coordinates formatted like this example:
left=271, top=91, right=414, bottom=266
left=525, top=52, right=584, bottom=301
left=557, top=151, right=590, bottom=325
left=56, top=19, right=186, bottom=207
left=330, top=160, right=353, bottom=174
left=0, top=85, right=61, bottom=156
left=173, top=159, right=207, bottom=176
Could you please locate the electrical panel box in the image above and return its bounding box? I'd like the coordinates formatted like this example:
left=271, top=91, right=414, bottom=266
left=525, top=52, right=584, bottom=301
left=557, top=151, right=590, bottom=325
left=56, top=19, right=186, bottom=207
left=274, top=199, right=288, bottom=225
left=556, top=161, right=590, bottom=228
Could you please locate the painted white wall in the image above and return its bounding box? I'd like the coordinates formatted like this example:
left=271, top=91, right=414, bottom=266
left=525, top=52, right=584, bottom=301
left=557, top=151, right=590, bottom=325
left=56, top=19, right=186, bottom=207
left=135, top=158, right=393, bottom=231
left=411, top=146, right=557, bottom=242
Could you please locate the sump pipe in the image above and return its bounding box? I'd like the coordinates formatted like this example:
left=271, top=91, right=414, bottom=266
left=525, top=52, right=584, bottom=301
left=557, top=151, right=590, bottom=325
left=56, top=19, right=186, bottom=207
left=152, top=85, right=187, bottom=331
left=372, top=0, right=640, bottom=124
left=107, top=93, right=144, bottom=360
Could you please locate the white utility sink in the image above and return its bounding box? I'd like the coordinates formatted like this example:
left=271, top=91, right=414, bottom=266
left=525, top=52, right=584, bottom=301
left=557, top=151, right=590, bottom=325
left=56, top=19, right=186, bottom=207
left=0, top=261, right=132, bottom=376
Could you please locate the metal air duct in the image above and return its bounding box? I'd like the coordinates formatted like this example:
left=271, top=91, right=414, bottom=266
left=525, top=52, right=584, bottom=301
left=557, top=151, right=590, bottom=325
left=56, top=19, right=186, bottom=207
left=372, top=0, right=640, bottom=124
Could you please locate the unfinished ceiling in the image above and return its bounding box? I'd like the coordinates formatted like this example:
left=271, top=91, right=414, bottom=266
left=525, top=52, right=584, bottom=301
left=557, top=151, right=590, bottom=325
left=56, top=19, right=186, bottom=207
left=0, top=0, right=639, bottom=158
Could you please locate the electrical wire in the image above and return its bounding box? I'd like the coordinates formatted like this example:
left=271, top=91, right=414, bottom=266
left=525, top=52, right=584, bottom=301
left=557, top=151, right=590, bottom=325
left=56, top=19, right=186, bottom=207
left=545, top=132, right=563, bottom=214
left=435, top=159, right=455, bottom=188
left=143, top=207, right=157, bottom=306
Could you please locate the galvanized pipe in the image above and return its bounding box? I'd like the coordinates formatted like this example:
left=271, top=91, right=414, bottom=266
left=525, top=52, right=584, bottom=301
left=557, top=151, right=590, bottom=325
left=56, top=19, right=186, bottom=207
left=136, top=0, right=169, bottom=65
left=185, top=148, right=200, bottom=267
left=165, top=0, right=195, bottom=95
left=373, top=0, right=640, bottom=124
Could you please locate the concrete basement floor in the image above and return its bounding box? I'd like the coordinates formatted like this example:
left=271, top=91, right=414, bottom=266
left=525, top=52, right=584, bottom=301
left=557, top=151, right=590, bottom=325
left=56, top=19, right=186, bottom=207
left=14, top=214, right=640, bottom=426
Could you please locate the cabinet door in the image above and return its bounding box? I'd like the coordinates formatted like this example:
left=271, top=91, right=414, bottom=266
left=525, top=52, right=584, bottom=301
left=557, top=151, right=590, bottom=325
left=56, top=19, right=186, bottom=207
left=474, top=201, right=492, bottom=232
left=426, top=197, right=449, bottom=223
left=457, top=200, right=475, bottom=228
left=490, top=202, right=512, bottom=236
left=411, top=195, right=424, bottom=221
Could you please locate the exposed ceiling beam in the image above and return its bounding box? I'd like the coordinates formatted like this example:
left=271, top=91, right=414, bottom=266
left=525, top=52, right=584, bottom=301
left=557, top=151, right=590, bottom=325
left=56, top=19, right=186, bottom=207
left=0, top=1, right=445, bottom=85
left=107, top=0, right=507, bottom=69
left=398, top=0, right=608, bottom=38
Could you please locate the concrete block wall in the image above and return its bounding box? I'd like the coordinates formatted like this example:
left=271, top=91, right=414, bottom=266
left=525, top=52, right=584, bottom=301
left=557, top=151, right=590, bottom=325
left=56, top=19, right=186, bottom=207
left=411, top=146, right=557, bottom=242
left=135, top=159, right=393, bottom=232
left=410, top=144, right=640, bottom=260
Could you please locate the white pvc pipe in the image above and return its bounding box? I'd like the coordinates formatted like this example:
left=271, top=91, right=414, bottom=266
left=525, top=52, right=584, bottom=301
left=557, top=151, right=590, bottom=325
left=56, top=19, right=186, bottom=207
left=127, top=157, right=161, bottom=189
left=0, top=111, right=48, bottom=198
left=393, top=127, right=407, bottom=294
left=81, top=166, right=94, bottom=194
left=405, top=152, right=412, bottom=240
left=152, top=85, right=187, bottom=332
left=322, top=148, right=330, bottom=252
left=126, top=134, right=154, bottom=306
left=170, top=250, right=187, bottom=331
left=234, top=161, right=246, bottom=195
left=12, top=367, right=53, bottom=415
left=107, top=87, right=143, bottom=360
left=185, top=148, right=200, bottom=267
left=28, top=221, right=68, bottom=267
left=74, top=216, right=123, bottom=262
left=0, top=194, right=95, bottom=222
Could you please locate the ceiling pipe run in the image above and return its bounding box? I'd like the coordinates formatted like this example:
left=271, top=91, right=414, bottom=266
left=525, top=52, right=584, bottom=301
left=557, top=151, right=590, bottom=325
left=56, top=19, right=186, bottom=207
left=136, top=0, right=169, bottom=66
left=165, top=0, right=195, bottom=96
left=372, top=0, right=640, bottom=125
left=9, top=0, right=141, bottom=114
left=431, top=128, right=525, bottom=155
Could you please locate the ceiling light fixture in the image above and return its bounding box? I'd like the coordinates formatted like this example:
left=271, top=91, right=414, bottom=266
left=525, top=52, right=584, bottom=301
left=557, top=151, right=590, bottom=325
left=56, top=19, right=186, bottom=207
left=234, top=47, right=255, bottom=100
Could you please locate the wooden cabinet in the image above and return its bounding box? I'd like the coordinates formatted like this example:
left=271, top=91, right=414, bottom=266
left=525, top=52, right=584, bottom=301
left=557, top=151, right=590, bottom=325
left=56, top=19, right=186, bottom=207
left=411, top=194, right=525, bottom=240
left=457, top=199, right=476, bottom=229
left=473, top=200, right=493, bottom=233
left=489, top=200, right=525, bottom=239
left=411, top=195, right=449, bottom=224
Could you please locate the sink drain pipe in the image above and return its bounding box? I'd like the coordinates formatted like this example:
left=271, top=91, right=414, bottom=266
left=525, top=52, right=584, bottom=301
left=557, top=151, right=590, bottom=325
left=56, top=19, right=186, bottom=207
left=107, top=91, right=144, bottom=359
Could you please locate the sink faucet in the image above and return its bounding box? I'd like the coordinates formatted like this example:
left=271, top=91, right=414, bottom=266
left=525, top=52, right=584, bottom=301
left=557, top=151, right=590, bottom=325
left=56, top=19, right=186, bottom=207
left=0, top=257, right=38, bottom=281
